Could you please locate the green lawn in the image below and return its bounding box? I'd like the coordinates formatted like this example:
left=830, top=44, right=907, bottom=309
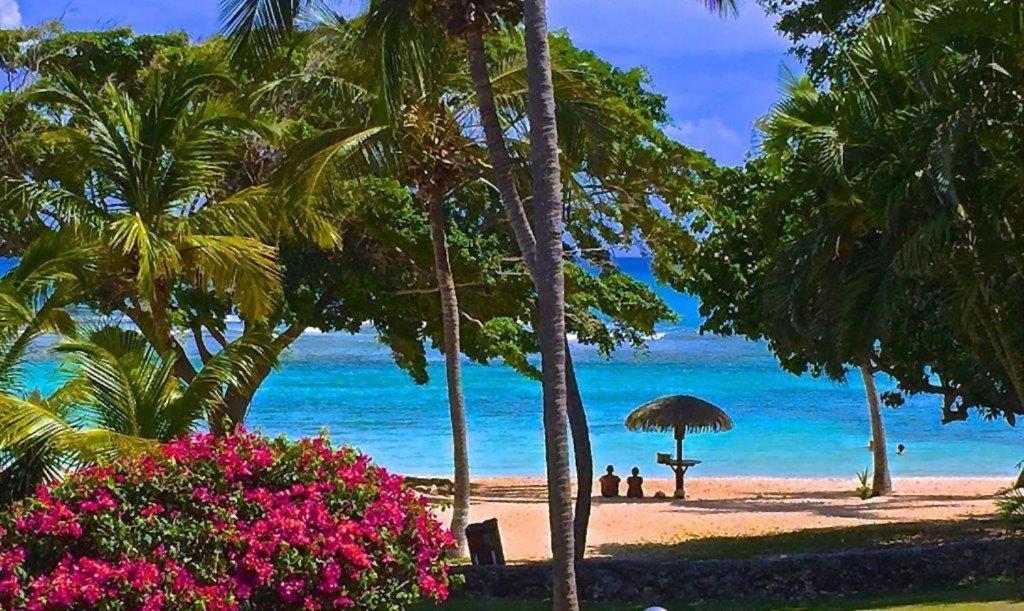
left=422, top=580, right=1024, bottom=610
left=592, top=519, right=1008, bottom=561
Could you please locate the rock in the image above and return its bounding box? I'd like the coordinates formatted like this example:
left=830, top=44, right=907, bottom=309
left=452, top=539, right=1024, bottom=606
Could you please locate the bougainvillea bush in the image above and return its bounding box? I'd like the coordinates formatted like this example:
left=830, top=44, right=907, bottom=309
left=0, top=432, right=453, bottom=610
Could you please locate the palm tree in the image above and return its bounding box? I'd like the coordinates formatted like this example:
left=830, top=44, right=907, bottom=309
left=13, top=63, right=281, bottom=392
left=222, top=5, right=478, bottom=553
left=398, top=103, right=477, bottom=557
left=519, top=0, right=577, bottom=606
left=758, top=75, right=897, bottom=496
left=0, top=325, right=274, bottom=504
left=0, top=233, right=92, bottom=387
left=0, top=235, right=92, bottom=504
left=859, top=361, right=891, bottom=496
left=515, top=2, right=736, bottom=604
left=461, top=1, right=736, bottom=564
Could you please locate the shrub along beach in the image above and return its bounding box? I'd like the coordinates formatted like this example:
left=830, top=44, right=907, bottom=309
left=0, top=0, right=1022, bottom=609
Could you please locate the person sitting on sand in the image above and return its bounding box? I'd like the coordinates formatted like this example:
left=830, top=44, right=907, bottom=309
left=599, top=465, right=621, bottom=498
left=626, top=467, right=644, bottom=499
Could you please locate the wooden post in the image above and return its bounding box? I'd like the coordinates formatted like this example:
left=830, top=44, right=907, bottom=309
left=674, top=428, right=685, bottom=499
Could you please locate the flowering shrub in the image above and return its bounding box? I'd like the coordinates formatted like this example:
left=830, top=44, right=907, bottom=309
left=0, top=432, right=453, bottom=610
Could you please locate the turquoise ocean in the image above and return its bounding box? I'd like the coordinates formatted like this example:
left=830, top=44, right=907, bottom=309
left=11, top=258, right=1023, bottom=479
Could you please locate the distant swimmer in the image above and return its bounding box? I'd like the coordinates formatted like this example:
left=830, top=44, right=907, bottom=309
left=897, top=443, right=906, bottom=455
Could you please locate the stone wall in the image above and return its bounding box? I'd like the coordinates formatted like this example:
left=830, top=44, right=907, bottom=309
left=454, top=539, right=1024, bottom=605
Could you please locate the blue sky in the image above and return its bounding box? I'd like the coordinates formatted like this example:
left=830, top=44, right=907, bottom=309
left=6, top=0, right=795, bottom=166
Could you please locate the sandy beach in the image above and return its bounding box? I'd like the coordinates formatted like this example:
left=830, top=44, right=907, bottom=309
left=434, top=476, right=1009, bottom=561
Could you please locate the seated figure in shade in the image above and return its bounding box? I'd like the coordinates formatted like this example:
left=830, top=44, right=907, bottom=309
left=599, top=465, right=621, bottom=498
left=626, top=466, right=644, bottom=499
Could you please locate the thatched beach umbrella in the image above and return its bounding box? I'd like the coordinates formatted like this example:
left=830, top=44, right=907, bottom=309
left=625, top=395, right=733, bottom=498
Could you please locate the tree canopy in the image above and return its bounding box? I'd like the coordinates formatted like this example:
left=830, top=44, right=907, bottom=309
left=0, top=17, right=703, bottom=496
left=680, top=0, right=1023, bottom=423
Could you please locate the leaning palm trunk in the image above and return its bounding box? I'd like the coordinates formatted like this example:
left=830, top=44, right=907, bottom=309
left=564, top=343, right=592, bottom=560
left=465, top=23, right=593, bottom=562
left=427, top=197, right=471, bottom=557
left=860, top=362, right=892, bottom=497
left=216, top=324, right=306, bottom=433
left=522, top=0, right=579, bottom=606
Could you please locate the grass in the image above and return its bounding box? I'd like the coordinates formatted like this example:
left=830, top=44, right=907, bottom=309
left=594, top=518, right=1009, bottom=561
left=420, top=579, right=1024, bottom=610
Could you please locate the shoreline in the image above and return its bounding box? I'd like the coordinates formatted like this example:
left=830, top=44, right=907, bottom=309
left=432, top=476, right=1008, bottom=561
left=410, top=474, right=1015, bottom=486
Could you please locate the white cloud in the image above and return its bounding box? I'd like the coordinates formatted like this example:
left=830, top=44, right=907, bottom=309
left=0, top=0, right=20, bottom=28
left=669, top=118, right=749, bottom=165
left=548, top=0, right=787, bottom=59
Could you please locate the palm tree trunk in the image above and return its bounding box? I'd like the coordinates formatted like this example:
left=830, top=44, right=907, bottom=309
left=125, top=307, right=197, bottom=383
left=565, top=342, right=592, bottom=561
left=214, top=323, right=306, bottom=434
left=466, top=24, right=592, bottom=562
left=860, top=362, right=892, bottom=497
left=522, top=0, right=579, bottom=606
left=427, top=196, right=471, bottom=558
left=218, top=362, right=273, bottom=434
left=465, top=25, right=536, bottom=272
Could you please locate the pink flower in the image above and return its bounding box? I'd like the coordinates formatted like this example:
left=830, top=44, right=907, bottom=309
left=78, top=489, right=118, bottom=513
left=141, top=591, right=165, bottom=611
left=275, top=576, right=307, bottom=605
left=140, top=503, right=164, bottom=518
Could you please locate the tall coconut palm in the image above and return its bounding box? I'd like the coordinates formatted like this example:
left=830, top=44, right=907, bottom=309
left=517, top=2, right=736, bottom=601
left=461, top=0, right=736, bottom=564
left=397, top=103, right=479, bottom=556
left=519, top=0, right=577, bottom=605
left=222, top=4, right=479, bottom=553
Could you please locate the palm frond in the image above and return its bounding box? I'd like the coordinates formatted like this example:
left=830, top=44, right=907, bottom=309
left=276, top=126, right=387, bottom=243
left=221, top=0, right=317, bottom=64
left=179, top=234, right=282, bottom=320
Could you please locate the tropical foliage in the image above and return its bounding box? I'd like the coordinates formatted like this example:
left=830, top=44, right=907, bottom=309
left=0, top=323, right=275, bottom=504
left=0, top=1, right=694, bottom=534
left=0, top=431, right=452, bottom=609
left=2, top=0, right=1020, bottom=608
left=679, top=0, right=1023, bottom=433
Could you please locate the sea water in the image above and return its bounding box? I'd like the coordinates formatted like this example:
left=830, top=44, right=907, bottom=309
left=11, top=258, right=1023, bottom=479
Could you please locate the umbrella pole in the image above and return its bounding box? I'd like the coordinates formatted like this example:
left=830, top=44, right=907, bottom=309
left=674, top=429, right=685, bottom=499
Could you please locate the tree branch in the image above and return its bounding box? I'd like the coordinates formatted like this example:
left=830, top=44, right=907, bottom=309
left=207, top=326, right=229, bottom=349
left=191, top=321, right=213, bottom=365
left=393, top=282, right=483, bottom=296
